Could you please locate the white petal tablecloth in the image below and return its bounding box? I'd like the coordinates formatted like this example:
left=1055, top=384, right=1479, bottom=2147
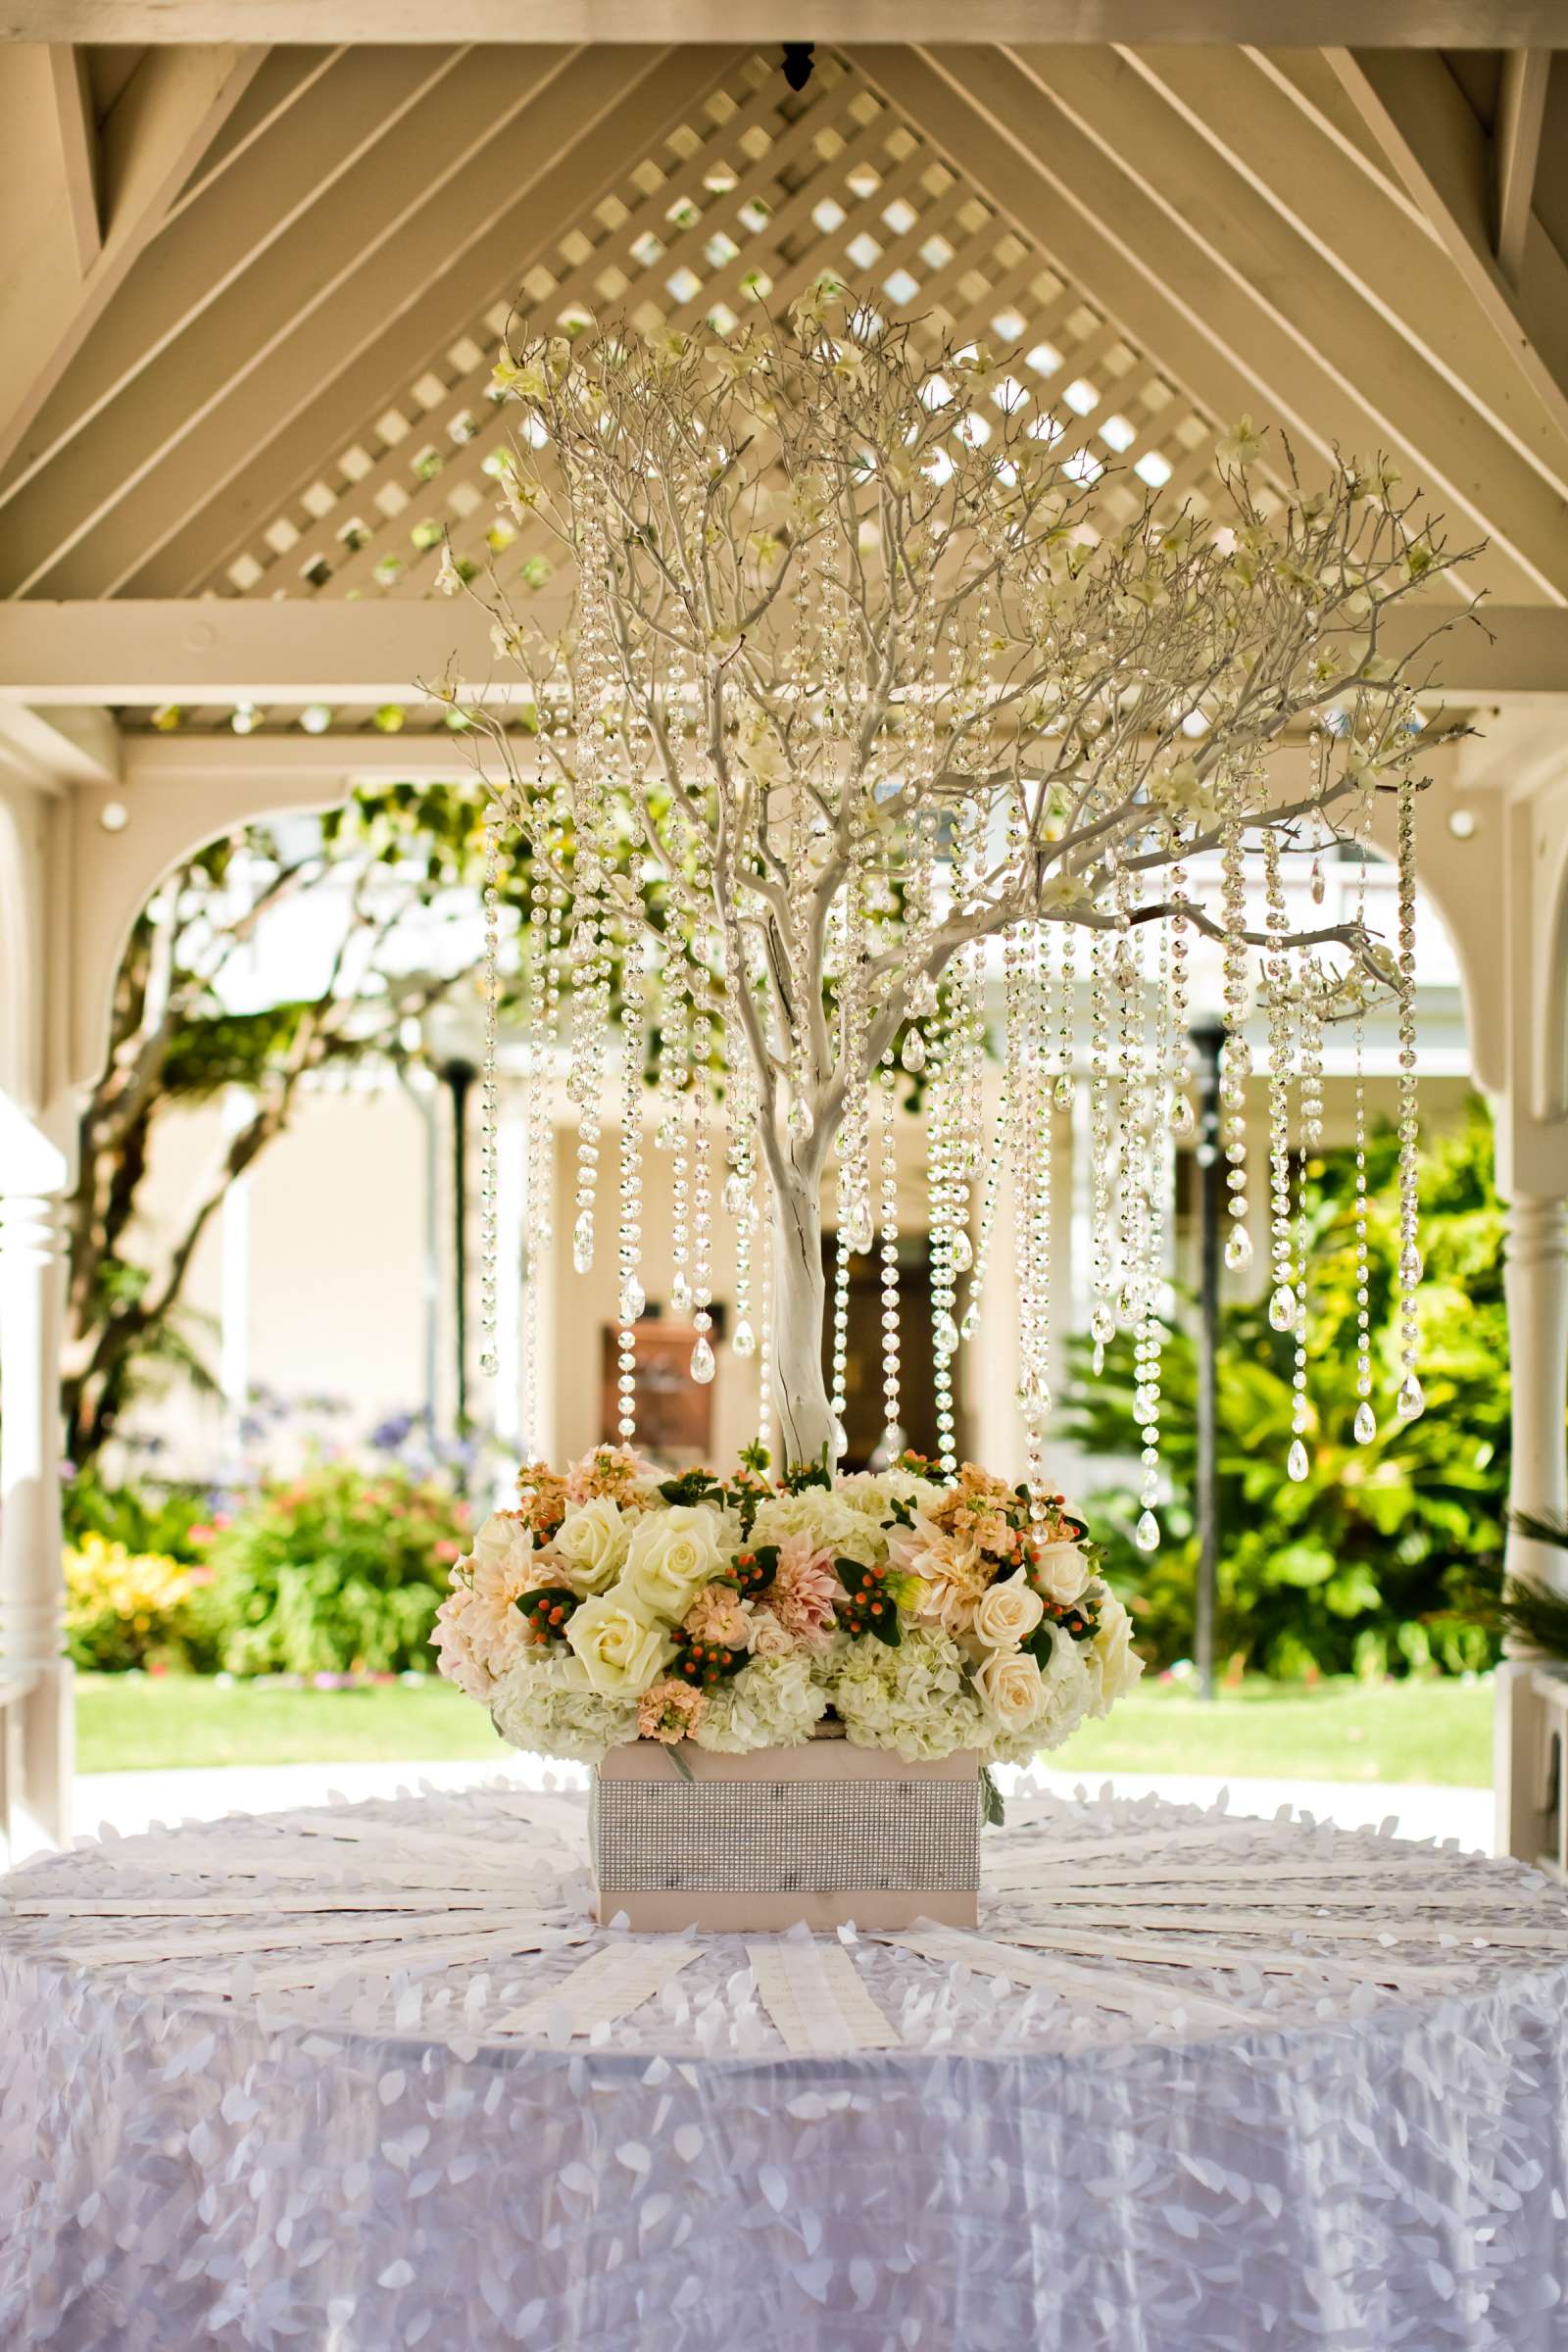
left=2, top=1783, right=1566, bottom=2352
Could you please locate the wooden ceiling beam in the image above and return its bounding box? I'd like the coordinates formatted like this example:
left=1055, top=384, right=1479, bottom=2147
left=0, top=45, right=590, bottom=601
left=135, top=45, right=744, bottom=603
left=3, top=598, right=1557, bottom=704
left=2, top=47, right=471, bottom=497
left=0, top=43, right=266, bottom=476
left=3, top=4, right=1563, bottom=40
left=1123, top=46, right=1568, bottom=499
left=46, top=47, right=101, bottom=276
left=1011, top=43, right=1568, bottom=595
left=1495, top=49, right=1550, bottom=288
left=1327, top=49, right=1568, bottom=434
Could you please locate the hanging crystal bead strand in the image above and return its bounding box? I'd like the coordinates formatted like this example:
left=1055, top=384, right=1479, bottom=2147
left=476, top=808, right=504, bottom=1379
left=1219, top=799, right=1253, bottom=1273
left=1088, top=926, right=1116, bottom=1371
left=615, top=920, right=647, bottom=1436
left=928, top=978, right=959, bottom=1476
left=1262, top=829, right=1306, bottom=1481
left=1395, top=769, right=1424, bottom=1421
left=1290, top=954, right=1324, bottom=1482
left=1021, top=923, right=1054, bottom=1514
left=1133, top=915, right=1169, bottom=1553
left=1350, top=856, right=1377, bottom=1445
left=877, top=1046, right=902, bottom=1452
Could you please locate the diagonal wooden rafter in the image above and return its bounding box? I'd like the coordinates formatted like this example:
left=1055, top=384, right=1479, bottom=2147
left=45, top=47, right=100, bottom=276
left=860, top=45, right=1540, bottom=602
left=3, top=47, right=473, bottom=499
left=1495, top=49, right=1550, bottom=288
left=1118, top=45, right=1568, bottom=508
left=0, top=42, right=267, bottom=477
left=1326, top=49, right=1568, bottom=444
left=997, top=44, right=1567, bottom=600
left=129, top=44, right=747, bottom=603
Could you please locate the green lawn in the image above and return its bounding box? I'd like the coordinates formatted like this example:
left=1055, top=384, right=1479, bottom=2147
left=76, top=1671, right=1494, bottom=1787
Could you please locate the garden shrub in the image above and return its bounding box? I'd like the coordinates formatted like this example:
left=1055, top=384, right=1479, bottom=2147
left=64, top=1534, right=207, bottom=1672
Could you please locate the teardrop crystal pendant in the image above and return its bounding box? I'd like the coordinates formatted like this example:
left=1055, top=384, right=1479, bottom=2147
left=1353, top=1399, right=1377, bottom=1446
left=1053, top=1072, right=1073, bottom=1110
left=572, top=1210, right=595, bottom=1275
left=731, top=1316, right=756, bottom=1359
left=1396, top=1371, right=1425, bottom=1421
left=831, top=1415, right=849, bottom=1459
left=951, top=1227, right=973, bottom=1274
left=1286, top=1437, right=1310, bottom=1483
left=1134, top=1507, right=1160, bottom=1552
left=901, top=1026, right=927, bottom=1074
left=786, top=1097, right=813, bottom=1142
left=689, top=1333, right=716, bottom=1384
left=934, top=1309, right=959, bottom=1357
left=655, top=1111, right=676, bottom=1152
left=618, top=1273, right=645, bottom=1324
left=1310, top=856, right=1326, bottom=907
left=1090, top=1301, right=1115, bottom=1347
left=1267, top=1283, right=1296, bottom=1332
left=1398, top=1243, right=1423, bottom=1289
left=1170, top=1094, right=1197, bottom=1140
left=721, top=1170, right=748, bottom=1217
left=959, top=1303, right=981, bottom=1343
left=846, top=1200, right=875, bottom=1256
left=1224, top=1228, right=1252, bottom=1272
left=670, top=1271, right=692, bottom=1313
left=1014, top=1367, right=1052, bottom=1426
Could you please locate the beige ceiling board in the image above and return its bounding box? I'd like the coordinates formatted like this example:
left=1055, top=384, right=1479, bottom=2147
left=3, top=47, right=470, bottom=498
left=899, top=46, right=1541, bottom=603
left=47, top=47, right=102, bottom=275
left=1494, top=49, right=1551, bottom=287
left=0, top=42, right=265, bottom=475
left=300, top=50, right=852, bottom=604
left=162, top=44, right=338, bottom=222
left=3, top=597, right=1556, bottom=704
left=130, top=45, right=739, bottom=603
left=1328, top=49, right=1568, bottom=434
left=5, top=4, right=1565, bottom=41
left=1009, top=45, right=1568, bottom=599
left=0, top=45, right=588, bottom=602
left=1120, top=46, right=1568, bottom=502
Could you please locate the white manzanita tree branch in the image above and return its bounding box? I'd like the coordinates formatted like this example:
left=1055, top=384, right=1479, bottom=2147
left=429, top=285, right=1475, bottom=1471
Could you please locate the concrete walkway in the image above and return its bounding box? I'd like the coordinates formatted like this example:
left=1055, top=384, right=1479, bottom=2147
left=73, top=1754, right=1496, bottom=1854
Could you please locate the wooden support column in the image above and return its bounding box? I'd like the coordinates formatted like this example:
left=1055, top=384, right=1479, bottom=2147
left=0, top=1172, right=74, bottom=1860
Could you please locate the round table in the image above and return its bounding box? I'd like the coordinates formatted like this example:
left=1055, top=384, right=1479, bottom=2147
left=2, top=1783, right=1565, bottom=2352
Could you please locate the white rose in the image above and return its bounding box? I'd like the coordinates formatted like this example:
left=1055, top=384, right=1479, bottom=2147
left=549, top=1497, right=631, bottom=1593
left=1090, top=1600, right=1143, bottom=1714
left=975, top=1646, right=1047, bottom=1733
left=619, top=1504, right=727, bottom=1617
left=564, top=1589, right=673, bottom=1698
left=971, top=1570, right=1045, bottom=1650
left=1033, top=1537, right=1092, bottom=1606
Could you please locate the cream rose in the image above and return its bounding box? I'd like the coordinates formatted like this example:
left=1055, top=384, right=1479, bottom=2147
left=564, top=1589, right=673, bottom=1697
left=1033, top=1537, right=1092, bottom=1607
left=549, top=1497, right=631, bottom=1593
left=1089, top=1600, right=1143, bottom=1714
left=971, top=1570, right=1045, bottom=1650
left=470, top=1510, right=537, bottom=1586
left=975, top=1646, right=1047, bottom=1733
left=619, top=1503, right=727, bottom=1617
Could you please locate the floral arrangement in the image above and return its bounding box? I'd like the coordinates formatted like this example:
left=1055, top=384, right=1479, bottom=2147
left=432, top=1445, right=1142, bottom=1767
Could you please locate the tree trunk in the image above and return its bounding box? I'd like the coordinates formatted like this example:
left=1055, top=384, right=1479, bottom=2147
left=768, top=1154, right=835, bottom=1471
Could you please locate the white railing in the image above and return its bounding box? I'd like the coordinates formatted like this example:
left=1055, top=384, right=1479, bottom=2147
left=1533, top=1669, right=1568, bottom=1884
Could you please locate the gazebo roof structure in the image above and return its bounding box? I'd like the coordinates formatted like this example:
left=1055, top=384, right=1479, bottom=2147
left=0, top=11, right=1566, bottom=1866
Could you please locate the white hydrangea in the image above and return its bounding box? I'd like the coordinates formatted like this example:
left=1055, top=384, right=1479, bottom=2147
left=490, top=1651, right=637, bottom=1763
left=749, top=1488, right=885, bottom=1567
left=692, top=1651, right=827, bottom=1753
left=836, top=1469, right=946, bottom=1521
left=830, top=1624, right=988, bottom=1760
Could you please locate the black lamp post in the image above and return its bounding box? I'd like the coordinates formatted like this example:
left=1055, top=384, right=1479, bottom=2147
left=438, top=1057, right=477, bottom=1432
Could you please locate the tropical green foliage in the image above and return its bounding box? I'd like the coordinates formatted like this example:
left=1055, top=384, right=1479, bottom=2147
left=183, top=1458, right=473, bottom=1677
left=1063, top=1099, right=1506, bottom=1678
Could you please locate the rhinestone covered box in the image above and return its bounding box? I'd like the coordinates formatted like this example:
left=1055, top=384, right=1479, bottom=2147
left=589, top=1733, right=982, bottom=1933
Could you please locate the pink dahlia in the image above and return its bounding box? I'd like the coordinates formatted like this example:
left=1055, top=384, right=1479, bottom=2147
left=769, top=1535, right=839, bottom=1645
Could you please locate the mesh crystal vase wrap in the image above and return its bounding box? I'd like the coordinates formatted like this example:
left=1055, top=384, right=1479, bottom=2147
left=589, top=1734, right=982, bottom=1933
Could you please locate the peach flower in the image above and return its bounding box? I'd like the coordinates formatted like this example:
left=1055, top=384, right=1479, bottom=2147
left=682, top=1584, right=751, bottom=1650
left=768, top=1536, right=839, bottom=1644
left=888, top=1513, right=991, bottom=1633
left=638, top=1677, right=706, bottom=1744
